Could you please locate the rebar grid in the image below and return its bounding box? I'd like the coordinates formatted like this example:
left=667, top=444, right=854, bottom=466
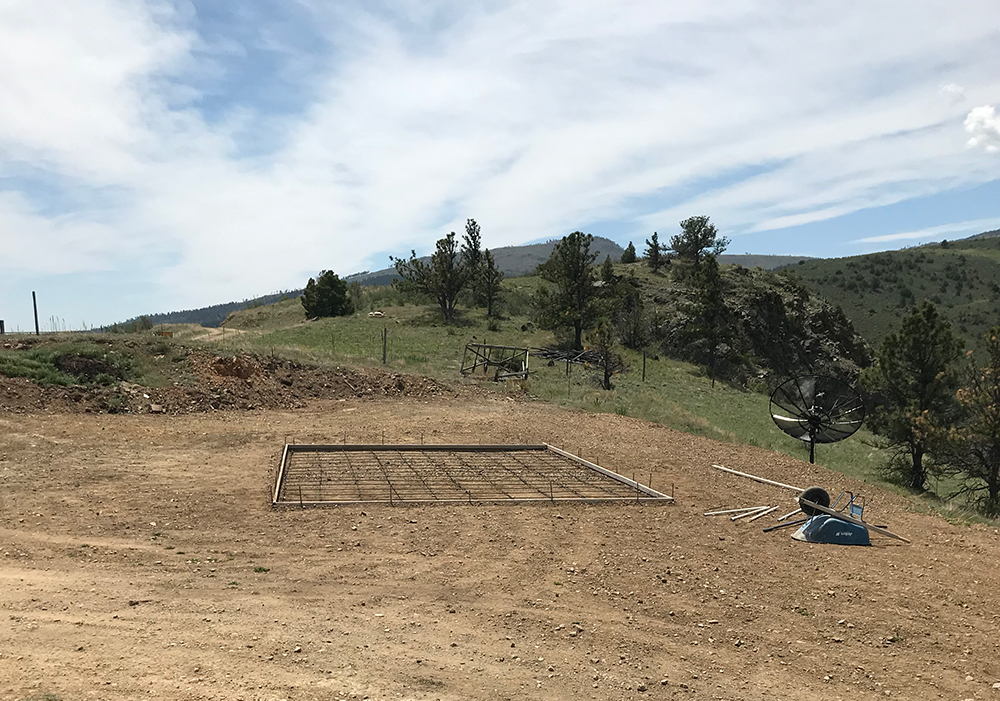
left=273, top=444, right=671, bottom=505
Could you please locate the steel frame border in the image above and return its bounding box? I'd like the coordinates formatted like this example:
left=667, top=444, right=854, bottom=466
left=273, top=443, right=673, bottom=506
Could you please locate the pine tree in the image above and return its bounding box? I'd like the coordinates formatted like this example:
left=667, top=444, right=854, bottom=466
left=301, top=270, right=354, bottom=318
left=645, top=232, right=664, bottom=272
left=600, top=256, right=616, bottom=287
left=461, top=219, right=485, bottom=306
left=669, top=216, right=730, bottom=276
left=481, top=249, right=504, bottom=318
left=687, top=254, right=733, bottom=386
left=533, top=231, right=600, bottom=350
left=620, top=242, right=637, bottom=264
left=392, top=232, right=468, bottom=322
left=613, top=278, right=650, bottom=350
left=938, top=328, right=1000, bottom=516
left=865, top=301, right=962, bottom=491
left=587, top=318, right=627, bottom=390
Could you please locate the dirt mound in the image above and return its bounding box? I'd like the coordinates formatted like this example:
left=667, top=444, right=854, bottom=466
left=212, top=355, right=256, bottom=380
left=0, top=347, right=452, bottom=415
left=54, top=353, right=122, bottom=380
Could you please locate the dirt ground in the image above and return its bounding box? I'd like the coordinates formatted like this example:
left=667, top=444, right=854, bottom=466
left=3, top=392, right=1000, bottom=700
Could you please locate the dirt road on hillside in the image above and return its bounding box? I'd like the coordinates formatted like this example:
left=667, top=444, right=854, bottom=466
left=2, top=396, right=999, bottom=700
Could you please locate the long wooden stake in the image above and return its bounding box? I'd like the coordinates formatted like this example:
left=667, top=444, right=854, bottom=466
left=747, top=505, right=779, bottom=522
left=731, top=506, right=770, bottom=521
left=712, top=464, right=803, bottom=492
left=799, top=498, right=911, bottom=543
left=704, top=506, right=769, bottom=516
left=777, top=508, right=802, bottom=521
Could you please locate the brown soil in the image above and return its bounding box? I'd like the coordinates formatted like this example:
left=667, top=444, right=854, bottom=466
left=2, top=393, right=1000, bottom=700
left=0, top=349, right=453, bottom=415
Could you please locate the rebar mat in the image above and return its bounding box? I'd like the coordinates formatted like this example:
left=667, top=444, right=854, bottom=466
left=273, top=444, right=672, bottom=505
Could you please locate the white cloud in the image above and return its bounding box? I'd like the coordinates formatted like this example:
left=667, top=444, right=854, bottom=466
left=966, top=105, right=1000, bottom=153
left=0, top=0, right=193, bottom=179
left=2, top=0, right=1000, bottom=323
left=941, top=83, right=965, bottom=102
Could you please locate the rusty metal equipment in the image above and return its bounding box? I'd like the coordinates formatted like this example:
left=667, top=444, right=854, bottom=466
left=461, top=343, right=529, bottom=380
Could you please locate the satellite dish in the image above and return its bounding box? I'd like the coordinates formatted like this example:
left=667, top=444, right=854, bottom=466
left=769, top=375, right=865, bottom=463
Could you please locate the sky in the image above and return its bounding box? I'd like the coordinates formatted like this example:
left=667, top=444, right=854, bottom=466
left=1, top=1, right=999, bottom=331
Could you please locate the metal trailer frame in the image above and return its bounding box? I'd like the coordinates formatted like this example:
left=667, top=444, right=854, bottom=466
left=273, top=443, right=673, bottom=506
left=460, top=343, right=530, bottom=381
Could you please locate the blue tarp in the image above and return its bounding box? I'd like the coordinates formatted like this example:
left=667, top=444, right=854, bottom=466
left=792, top=514, right=871, bottom=546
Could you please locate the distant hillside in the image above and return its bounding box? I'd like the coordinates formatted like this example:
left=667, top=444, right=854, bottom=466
left=119, top=239, right=813, bottom=327
left=717, top=254, right=813, bottom=269
left=785, top=234, right=1000, bottom=348
left=114, top=290, right=302, bottom=329
left=967, top=228, right=1000, bottom=240
left=347, top=241, right=811, bottom=287
left=346, top=236, right=626, bottom=287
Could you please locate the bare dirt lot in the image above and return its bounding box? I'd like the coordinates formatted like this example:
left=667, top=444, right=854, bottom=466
left=2, top=392, right=1000, bottom=700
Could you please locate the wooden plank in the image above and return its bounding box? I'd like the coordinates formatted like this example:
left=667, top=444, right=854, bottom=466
left=712, top=464, right=804, bottom=492
left=799, top=498, right=911, bottom=543
left=747, top=505, right=779, bottom=522
left=545, top=444, right=673, bottom=500
left=731, top=505, right=770, bottom=521
left=467, top=343, right=530, bottom=352
left=273, top=443, right=290, bottom=504
left=704, top=506, right=769, bottom=516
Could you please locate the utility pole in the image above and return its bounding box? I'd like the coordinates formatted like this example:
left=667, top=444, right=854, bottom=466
left=32, top=291, right=40, bottom=336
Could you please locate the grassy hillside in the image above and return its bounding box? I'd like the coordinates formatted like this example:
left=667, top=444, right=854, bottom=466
left=786, top=235, right=1000, bottom=349
left=613, top=260, right=871, bottom=384
left=216, top=279, right=880, bottom=486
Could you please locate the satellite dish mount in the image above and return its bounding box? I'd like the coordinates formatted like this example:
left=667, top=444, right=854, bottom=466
left=769, top=375, right=865, bottom=464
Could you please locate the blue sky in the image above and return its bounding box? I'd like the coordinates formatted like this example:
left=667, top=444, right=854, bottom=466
left=1, top=0, right=999, bottom=331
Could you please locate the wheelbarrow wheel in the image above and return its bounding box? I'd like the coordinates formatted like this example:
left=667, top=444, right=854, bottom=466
left=798, top=486, right=830, bottom=516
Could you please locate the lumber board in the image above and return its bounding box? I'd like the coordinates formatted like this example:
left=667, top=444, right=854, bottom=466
left=747, top=505, right=779, bottom=522
left=704, top=506, right=768, bottom=516
left=731, top=505, right=770, bottom=521
left=712, top=464, right=804, bottom=492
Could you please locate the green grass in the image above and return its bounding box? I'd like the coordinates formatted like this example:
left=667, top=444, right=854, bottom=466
left=0, top=340, right=132, bottom=386
left=0, top=335, right=189, bottom=388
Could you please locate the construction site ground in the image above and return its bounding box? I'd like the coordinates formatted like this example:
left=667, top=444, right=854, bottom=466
left=2, top=385, right=1000, bottom=700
